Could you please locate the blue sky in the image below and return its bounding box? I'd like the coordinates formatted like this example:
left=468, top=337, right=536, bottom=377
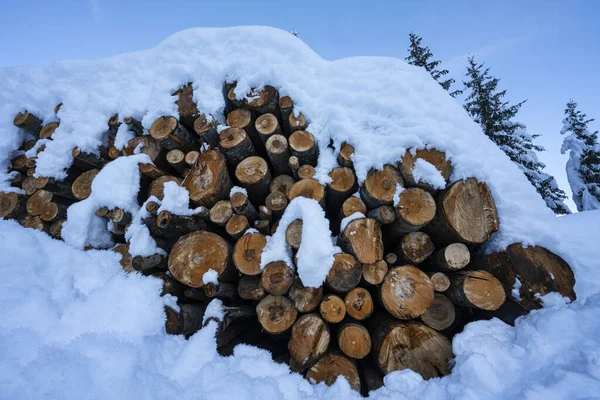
left=1, top=0, right=598, bottom=211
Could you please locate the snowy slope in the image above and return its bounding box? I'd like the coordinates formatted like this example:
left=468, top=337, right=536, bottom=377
left=1, top=26, right=599, bottom=399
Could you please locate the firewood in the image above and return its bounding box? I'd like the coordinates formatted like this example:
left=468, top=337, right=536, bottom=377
left=11, top=154, right=28, bottom=174
left=395, top=231, right=434, bottom=265
left=288, top=313, right=330, bottom=371
left=166, top=303, right=207, bottom=336
left=340, top=196, right=367, bottom=220
left=35, top=177, right=77, bottom=200
left=337, top=142, right=354, bottom=168
left=298, top=165, right=315, bottom=180
left=219, top=127, right=256, bottom=166
left=26, top=168, right=36, bottom=177
left=227, top=108, right=262, bottom=151
left=360, top=165, right=404, bottom=209
left=446, top=270, right=506, bottom=311
left=288, top=155, right=300, bottom=179
left=21, top=177, right=38, bottom=196
left=139, top=163, right=168, bottom=180
left=21, top=140, right=38, bottom=152
left=269, top=174, right=295, bottom=198
left=288, top=279, right=323, bottom=313
left=13, top=111, right=42, bottom=135
left=428, top=178, right=499, bottom=245
left=380, top=265, right=434, bottom=319
left=285, top=219, right=303, bottom=250
left=209, top=200, right=233, bottom=227
left=149, top=116, right=197, bottom=151
left=71, top=169, right=99, bottom=200
left=255, top=113, right=281, bottom=143
left=183, top=149, right=232, bottom=208
left=25, top=157, right=37, bottom=170
left=319, top=294, right=346, bottom=323
left=338, top=322, right=372, bottom=360
left=40, top=202, right=67, bottom=222
left=362, top=260, right=388, bottom=286
left=358, top=358, right=384, bottom=394
left=265, top=134, right=291, bottom=175
left=427, top=272, right=450, bottom=292
left=148, top=175, right=182, bottom=201
left=193, top=115, right=219, bottom=147
left=153, top=271, right=187, bottom=298
left=168, top=230, right=233, bottom=287
left=108, top=114, right=120, bottom=130
left=156, top=210, right=206, bottom=233
left=235, top=156, right=271, bottom=205
left=484, top=243, right=576, bottom=310
left=238, top=275, right=266, bottom=301
left=420, top=293, right=455, bottom=331
left=327, top=167, right=356, bottom=214
left=0, top=192, right=27, bottom=219
left=389, top=188, right=436, bottom=237
left=305, top=353, right=361, bottom=392
left=21, top=215, right=48, bottom=232
left=185, top=150, right=199, bottom=167
left=203, top=282, right=238, bottom=301
left=278, top=96, right=293, bottom=136
left=173, top=83, right=199, bottom=131
left=53, top=103, right=63, bottom=114
left=72, top=147, right=107, bottom=171
left=288, top=112, right=307, bottom=134
left=431, top=243, right=470, bottom=271
left=166, top=149, right=188, bottom=176
left=165, top=306, right=182, bottom=335
left=122, top=117, right=145, bottom=136
left=26, top=190, right=53, bottom=216
left=366, top=205, right=395, bottom=225
left=261, top=261, right=295, bottom=296
left=131, top=253, right=168, bottom=274
left=230, top=191, right=259, bottom=221
left=338, top=218, right=384, bottom=264
left=289, top=178, right=325, bottom=207
left=265, top=191, right=288, bottom=220
left=289, top=130, right=318, bottom=166
left=385, top=252, right=397, bottom=265
left=40, top=122, right=59, bottom=139
left=369, top=317, right=453, bottom=379
left=225, top=214, right=249, bottom=240
left=113, top=243, right=133, bottom=272
left=254, top=219, right=270, bottom=234
left=49, top=218, right=65, bottom=240
left=399, top=148, right=452, bottom=191
left=326, top=253, right=362, bottom=293
left=256, top=295, right=298, bottom=334
left=122, top=136, right=174, bottom=173
left=227, top=85, right=280, bottom=116
left=344, top=287, right=374, bottom=320
left=233, top=231, right=267, bottom=276
left=145, top=201, right=159, bottom=215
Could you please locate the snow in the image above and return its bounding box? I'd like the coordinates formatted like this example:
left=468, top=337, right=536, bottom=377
left=203, top=269, right=219, bottom=285
left=156, top=181, right=200, bottom=216
left=412, top=158, right=447, bottom=190
left=512, top=278, right=522, bottom=301
left=340, top=211, right=365, bottom=232
left=1, top=26, right=600, bottom=399
left=203, top=299, right=225, bottom=325
left=392, top=184, right=405, bottom=207
left=230, top=186, right=248, bottom=197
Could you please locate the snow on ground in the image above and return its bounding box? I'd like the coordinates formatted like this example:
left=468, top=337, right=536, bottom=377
left=1, top=26, right=600, bottom=398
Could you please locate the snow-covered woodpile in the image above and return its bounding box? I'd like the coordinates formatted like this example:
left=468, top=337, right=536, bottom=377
left=1, top=82, right=578, bottom=395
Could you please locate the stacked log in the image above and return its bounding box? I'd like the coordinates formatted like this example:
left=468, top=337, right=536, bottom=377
left=2, top=85, right=577, bottom=396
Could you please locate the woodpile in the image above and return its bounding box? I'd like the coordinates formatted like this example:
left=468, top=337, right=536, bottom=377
left=3, top=83, right=577, bottom=396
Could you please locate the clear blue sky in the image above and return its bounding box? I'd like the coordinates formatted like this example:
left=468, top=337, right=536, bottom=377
left=1, top=0, right=598, bottom=211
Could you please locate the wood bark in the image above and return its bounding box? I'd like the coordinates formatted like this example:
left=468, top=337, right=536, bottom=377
left=227, top=85, right=280, bottom=117
left=265, top=134, right=291, bottom=175
left=138, top=163, right=169, bottom=180
left=49, top=219, right=65, bottom=240
left=366, top=205, right=396, bottom=225
left=319, top=294, right=346, bottom=323
left=131, top=253, right=168, bottom=274
left=230, top=191, right=259, bottom=222
left=35, top=177, right=77, bottom=200
left=203, top=282, right=238, bottom=301
left=344, top=287, right=374, bottom=320
left=13, top=111, right=42, bottom=135
left=0, top=192, right=27, bottom=219
left=253, top=219, right=270, bottom=234
left=326, top=253, right=362, bottom=293
left=395, top=231, right=434, bottom=265
left=399, top=148, right=452, bottom=191
left=362, top=260, right=388, bottom=286
left=446, top=270, right=506, bottom=311
left=265, top=191, right=287, bottom=220
left=235, top=156, right=271, bottom=205
left=288, top=179, right=325, bottom=208
left=71, top=147, right=107, bottom=171
left=431, top=243, right=470, bottom=271
left=337, top=142, right=355, bottom=168
left=305, top=353, right=361, bottom=393
left=420, top=293, right=455, bottom=331
left=122, top=117, right=145, bottom=136
left=11, top=154, right=28, bottom=174
left=233, top=232, right=267, bottom=276
left=227, top=108, right=263, bottom=152
left=183, top=149, right=232, bottom=208
left=289, top=130, right=318, bottom=166
left=173, top=83, right=199, bottom=132
left=288, top=279, right=323, bottom=313
left=156, top=211, right=207, bottom=234
left=360, top=165, right=404, bottom=209
left=269, top=175, right=295, bottom=198
left=338, top=218, right=384, bottom=264
left=166, top=149, right=188, bottom=176
left=278, top=96, right=293, bottom=136
left=256, top=295, right=298, bottom=334
left=327, top=167, right=356, bottom=214
left=261, top=261, right=295, bottom=296
left=338, top=323, right=372, bottom=360
left=238, top=275, right=266, bottom=301
left=288, top=112, right=307, bottom=134
left=380, top=265, right=434, bottom=319
left=149, top=116, right=197, bottom=151
left=288, top=313, right=330, bottom=371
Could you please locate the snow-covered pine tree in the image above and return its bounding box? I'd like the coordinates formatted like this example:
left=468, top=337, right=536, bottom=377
left=560, top=101, right=600, bottom=211
left=463, top=56, right=570, bottom=215
left=406, top=33, right=462, bottom=98
left=290, top=29, right=300, bottom=38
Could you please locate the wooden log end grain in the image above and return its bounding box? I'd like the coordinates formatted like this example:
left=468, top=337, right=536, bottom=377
left=235, top=156, right=271, bottom=204
left=238, top=275, right=266, bottom=301
left=182, top=149, right=232, bottom=208
left=344, top=287, right=374, bottom=320
left=261, top=261, right=295, bottom=296
left=265, top=190, right=288, bottom=219
left=298, top=164, right=316, bottom=180
left=233, top=231, right=267, bottom=276
left=289, top=130, right=318, bottom=166
left=289, top=179, right=325, bottom=207
left=305, top=353, right=361, bottom=393
left=380, top=265, right=434, bottom=319
left=339, top=218, right=384, bottom=264
left=326, top=253, right=362, bottom=293
left=0, top=192, right=27, bottom=219
left=396, top=231, right=434, bottom=265
left=399, top=148, right=452, bottom=191
left=341, top=196, right=367, bottom=219
left=362, top=260, right=388, bottom=286
left=285, top=219, right=303, bottom=250
left=394, top=188, right=436, bottom=233
left=269, top=174, right=296, bottom=198
left=319, top=294, right=346, bottom=323
left=209, top=200, right=233, bottom=227
left=149, top=175, right=182, bottom=201
left=420, top=293, right=455, bottom=331
left=256, top=295, right=298, bottom=334
left=432, top=243, right=470, bottom=271
left=26, top=190, right=53, bottom=216
left=446, top=270, right=506, bottom=311
left=72, top=169, right=100, bottom=200
left=360, top=165, right=404, bottom=209
left=255, top=113, right=281, bottom=141
left=427, top=272, right=450, bottom=292
left=40, top=122, right=59, bottom=139
left=288, top=313, right=330, bottom=370
left=225, top=214, right=249, bottom=240
left=337, top=142, right=355, bottom=168
left=149, top=116, right=195, bottom=151
left=193, top=115, right=219, bottom=147
left=338, top=323, right=372, bottom=360
left=288, top=112, right=307, bottom=134
left=13, top=111, right=42, bottom=135
left=288, top=279, right=324, bottom=313
left=327, top=167, right=357, bottom=211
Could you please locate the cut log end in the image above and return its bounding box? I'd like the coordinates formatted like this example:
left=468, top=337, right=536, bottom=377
left=380, top=266, right=434, bottom=319
left=319, top=294, right=346, bottom=323
left=446, top=270, right=506, bottom=311
left=339, top=218, right=384, bottom=264
left=338, top=323, right=372, bottom=359
left=305, top=354, right=361, bottom=392
left=344, top=287, right=374, bottom=320
left=233, top=232, right=267, bottom=276
left=420, top=293, right=455, bottom=331
left=261, top=261, right=295, bottom=296
left=361, top=165, right=404, bottom=208
left=288, top=313, right=330, bottom=370
left=362, top=260, right=388, bottom=286
left=256, top=295, right=298, bottom=334
left=326, top=253, right=362, bottom=293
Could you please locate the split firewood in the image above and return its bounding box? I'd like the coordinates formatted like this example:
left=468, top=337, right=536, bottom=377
left=238, top=275, right=266, bottom=301
left=327, top=167, right=356, bottom=213
left=235, top=156, right=271, bottom=204
left=289, top=130, right=318, bottom=166
left=13, top=111, right=42, bottom=135
left=166, top=149, right=188, bottom=176
left=233, top=231, right=267, bottom=276
left=173, top=83, right=199, bottom=131
left=395, top=231, right=434, bottom=265
left=40, top=122, right=59, bottom=139
left=157, top=210, right=206, bottom=234
left=26, top=190, right=53, bottom=216
left=148, top=175, right=182, bottom=201
left=288, top=313, right=330, bottom=371
left=338, top=322, right=372, bottom=360
left=446, top=270, right=506, bottom=311
left=0, top=192, right=27, bottom=219
left=427, top=272, right=450, bottom=292
left=288, top=112, right=307, bottom=134
left=484, top=243, right=576, bottom=310
left=227, top=85, right=280, bottom=117
left=261, top=261, right=295, bottom=296
left=319, top=294, right=346, bottom=323
left=431, top=243, right=470, bottom=271
left=183, top=149, right=232, bottom=208
left=337, top=142, right=354, bottom=168
left=389, top=188, right=436, bottom=237
left=298, top=165, right=315, bottom=180
left=122, top=136, right=173, bottom=173
left=149, top=116, right=197, bottom=151
left=366, top=205, right=396, bottom=226
left=225, top=214, right=249, bottom=240
left=362, top=260, right=388, bottom=286
left=380, top=266, right=434, bottom=319
left=230, top=191, right=260, bottom=221
left=278, top=96, right=293, bottom=136
left=49, top=219, right=65, bottom=240
left=256, top=295, right=298, bottom=334
left=11, top=154, right=28, bottom=174
left=72, top=147, right=107, bottom=171
left=209, top=200, right=233, bottom=227
left=288, top=155, right=300, bottom=179
left=420, top=293, right=455, bottom=331
left=71, top=169, right=99, bottom=200
left=338, top=218, right=384, bottom=264
left=285, top=219, right=303, bottom=250
left=254, top=219, right=270, bottom=234
left=265, top=191, right=287, bottom=220
left=265, top=134, right=291, bottom=175
left=122, top=117, right=145, bottom=136
left=344, top=287, right=374, bottom=320
left=326, top=253, right=362, bottom=293
left=360, top=165, right=404, bottom=209
left=20, top=140, right=38, bottom=152
left=399, top=148, right=452, bottom=191
left=185, top=150, right=199, bottom=167
left=288, top=279, right=323, bottom=313
left=305, top=353, right=361, bottom=393
left=40, top=202, right=67, bottom=222
left=168, top=230, right=234, bottom=287
left=289, top=178, right=325, bottom=207
left=269, top=174, right=295, bottom=198
left=255, top=113, right=281, bottom=143
left=193, top=115, right=219, bottom=148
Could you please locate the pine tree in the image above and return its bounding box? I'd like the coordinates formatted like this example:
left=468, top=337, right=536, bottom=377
left=290, top=29, right=300, bottom=38
left=406, top=33, right=462, bottom=97
left=463, top=56, right=570, bottom=214
left=560, top=101, right=600, bottom=211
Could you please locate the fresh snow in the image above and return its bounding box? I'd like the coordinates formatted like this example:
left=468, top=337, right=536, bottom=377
left=412, top=158, right=447, bottom=190
left=340, top=211, right=366, bottom=232
left=392, top=183, right=405, bottom=206
left=202, top=269, right=219, bottom=285
left=1, top=26, right=599, bottom=399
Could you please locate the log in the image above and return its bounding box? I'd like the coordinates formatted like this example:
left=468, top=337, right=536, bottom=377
left=168, top=231, right=233, bottom=287
left=265, top=134, right=291, bottom=175
left=254, top=219, right=270, bottom=235
left=338, top=323, right=372, bottom=360
left=35, top=177, right=77, bottom=200
left=227, top=84, right=280, bottom=116
left=269, top=175, right=295, bottom=198
left=49, top=219, right=65, bottom=240
left=71, top=147, right=107, bottom=171
left=139, top=163, right=168, bottom=180
left=233, top=231, right=267, bottom=276
left=238, top=275, right=266, bottom=301
left=40, top=122, right=59, bottom=139
left=113, top=244, right=133, bottom=272
left=380, top=265, right=434, bottom=319
left=193, top=115, right=219, bottom=147
left=366, top=205, right=395, bottom=225
left=337, top=142, right=354, bottom=168
left=427, top=272, right=450, bottom=292
left=420, top=293, right=455, bottom=331
left=395, top=231, right=434, bottom=265
left=154, top=271, right=187, bottom=298
left=288, top=156, right=300, bottom=180
left=71, top=169, right=99, bottom=200
left=285, top=219, right=303, bottom=250
left=431, top=243, right=470, bottom=271
left=259, top=204, right=273, bottom=223
left=26, top=157, right=37, bottom=170
left=183, top=149, right=232, bottom=208
left=362, top=260, right=388, bottom=286
left=0, top=192, right=27, bottom=219
left=326, top=253, right=362, bottom=293
left=390, top=187, right=436, bottom=236
left=235, top=156, right=271, bottom=205
left=305, top=353, right=361, bottom=393
left=446, top=270, right=506, bottom=311
left=21, top=215, right=47, bottom=232
left=298, top=165, right=315, bottom=180
left=40, top=202, right=67, bottom=222
left=338, top=218, right=384, bottom=264
left=484, top=243, right=576, bottom=310
left=340, top=196, right=367, bottom=220
left=265, top=191, right=288, bottom=220
left=399, top=148, right=452, bottom=191
left=166, top=303, right=207, bottom=336
left=225, top=214, right=249, bottom=240
left=21, top=177, right=38, bottom=196
left=360, top=165, right=403, bottom=209
left=149, top=116, right=197, bottom=151
left=261, top=261, right=295, bottom=296
left=219, top=127, right=256, bottom=166
left=255, top=113, right=281, bottom=143
left=344, top=287, right=374, bottom=320
left=370, top=317, right=453, bottom=379
left=209, top=200, right=233, bottom=227
left=385, top=252, right=397, bottom=265
left=26, top=190, right=53, bottom=216
left=288, top=279, right=323, bottom=313
left=428, top=178, right=499, bottom=245
left=256, top=295, right=298, bottom=334
left=288, top=313, right=330, bottom=371
left=148, top=175, right=182, bottom=201
left=227, top=108, right=262, bottom=151
left=166, top=149, right=188, bottom=176
left=327, top=167, right=356, bottom=213
left=122, top=116, right=145, bottom=136
left=289, top=130, right=318, bottom=166
left=145, top=201, right=159, bottom=215
left=21, top=140, right=38, bottom=152
left=11, top=154, right=28, bottom=174
left=156, top=211, right=206, bottom=233
left=13, top=111, right=42, bottom=135
left=185, top=150, right=199, bottom=167
left=132, top=253, right=168, bottom=274
left=278, top=96, right=293, bottom=136
left=319, top=294, right=346, bottom=323
left=288, top=179, right=325, bottom=207
left=288, top=112, right=307, bottom=134
left=203, top=282, right=238, bottom=301
left=173, top=83, right=199, bottom=131
left=230, top=191, right=259, bottom=221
